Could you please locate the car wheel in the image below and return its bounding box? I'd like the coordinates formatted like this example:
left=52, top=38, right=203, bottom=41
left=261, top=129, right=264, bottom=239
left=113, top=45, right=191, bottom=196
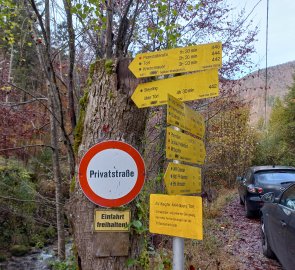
left=239, top=196, right=244, bottom=205
left=261, top=218, right=275, bottom=258
left=244, top=198, right=254, bottom=218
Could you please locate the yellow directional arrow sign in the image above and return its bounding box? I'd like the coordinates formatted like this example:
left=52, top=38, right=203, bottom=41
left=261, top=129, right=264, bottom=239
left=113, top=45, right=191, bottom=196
left=131, top=68, right=219, bottom=108
left=129, top=42, right=222, bottom=78
left=167, top=94, right=205, bottom=138
left=166, top=127, right=206, bottom=165
left=164, top=163, right=201, bottom=195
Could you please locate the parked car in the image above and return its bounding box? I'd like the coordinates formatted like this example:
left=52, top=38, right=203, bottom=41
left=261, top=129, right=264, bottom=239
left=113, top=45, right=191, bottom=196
left=260, top=183, right=295, bottom=270
left=237, top=166, right=295, bottom=217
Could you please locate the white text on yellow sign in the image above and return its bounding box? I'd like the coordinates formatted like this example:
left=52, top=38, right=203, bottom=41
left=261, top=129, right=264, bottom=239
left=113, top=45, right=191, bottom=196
left=164, top=163, right=201, bottom=195
left=131, top=69, right=219, bottom=108
left=149, top=194, right=203, bottom=240
left=167, top=94, right=205, bottom=138
left=166, top=127, right=206, bottom=165
left=94, top=210, right=130, bottom=232
left=129, top=42, right=222, bottom=78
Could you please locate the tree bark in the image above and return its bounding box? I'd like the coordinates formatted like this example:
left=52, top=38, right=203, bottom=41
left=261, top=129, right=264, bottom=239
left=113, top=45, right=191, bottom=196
left=45, top=0, right=66, bottom=260
left=68, top=58, right=149, bottom=269
left=63, top=0, right=77, bottom=130
left=6, top=44, right=14, bottom=103
left=115, top=0, right=133, bottom=57
left=105, top=0, right=113, bottom=58
left=47, top=80, right=66, bottom=260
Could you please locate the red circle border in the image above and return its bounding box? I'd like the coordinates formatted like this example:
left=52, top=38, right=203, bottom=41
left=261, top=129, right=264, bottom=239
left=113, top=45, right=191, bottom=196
left=78, top=141, right=145, bottom=207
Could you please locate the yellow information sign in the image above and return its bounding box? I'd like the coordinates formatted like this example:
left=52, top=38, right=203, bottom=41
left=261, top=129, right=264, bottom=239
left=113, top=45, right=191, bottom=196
left=129, top=42, right=222, bottom=78
left=166, top=127, right=206, bottom=164
left=167, top=94, right=205, bottom=138
left=131, top=68, right=219, bottom=108
left=94, top=210, right=130, bottom=232
left=164, top=163, right=201, bottom=195
left=149, top=194, right=203, bottom=240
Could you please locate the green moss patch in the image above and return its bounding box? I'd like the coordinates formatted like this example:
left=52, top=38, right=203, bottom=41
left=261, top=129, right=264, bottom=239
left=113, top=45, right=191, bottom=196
left=74, top=91, right=89, bottom=154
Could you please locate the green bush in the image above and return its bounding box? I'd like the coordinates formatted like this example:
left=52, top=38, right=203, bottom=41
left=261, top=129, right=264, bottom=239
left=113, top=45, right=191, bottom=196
left=49, top=255, right=78, bottom=270
left=30, top=234, right=45, bottom=249
left=0, top=158, right=36, bottom=248
left=0, top=253, right=7, bottom=262
left=44, top=225, right=56, bottom=239
left=10, top=245, right=30, bottom=256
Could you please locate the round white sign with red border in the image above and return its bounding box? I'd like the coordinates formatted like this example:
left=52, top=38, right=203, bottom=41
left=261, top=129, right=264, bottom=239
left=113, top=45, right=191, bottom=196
left=79, top=140, right=145, bottom=207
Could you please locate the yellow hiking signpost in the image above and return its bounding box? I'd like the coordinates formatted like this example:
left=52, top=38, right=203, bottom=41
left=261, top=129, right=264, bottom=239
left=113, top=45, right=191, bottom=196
left=164, top=163, right=201, bottom=195
left=149, top=194, right=203, bottom=240
left=131, top=68, right=219, bottom=108
left=167, top=94, right=205, bottom=138
left=129, top=42, right=222, bottom=78
left=166, top=127, right=206, bottom=165
left=128, top=41, right=222, bottom=268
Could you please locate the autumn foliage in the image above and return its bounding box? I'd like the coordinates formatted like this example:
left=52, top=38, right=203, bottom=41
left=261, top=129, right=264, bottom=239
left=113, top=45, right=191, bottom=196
left=0, top=88, right=49, bottom=161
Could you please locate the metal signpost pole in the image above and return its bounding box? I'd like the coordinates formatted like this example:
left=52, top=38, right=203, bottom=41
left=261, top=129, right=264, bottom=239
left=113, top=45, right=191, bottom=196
left=173, top=236, right=184, bottom=270
left=172, top=126, right=184, bottom=270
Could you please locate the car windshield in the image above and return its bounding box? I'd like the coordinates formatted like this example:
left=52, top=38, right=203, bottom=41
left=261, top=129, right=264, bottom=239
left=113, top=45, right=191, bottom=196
left=254, top=170, right=295, bottom=184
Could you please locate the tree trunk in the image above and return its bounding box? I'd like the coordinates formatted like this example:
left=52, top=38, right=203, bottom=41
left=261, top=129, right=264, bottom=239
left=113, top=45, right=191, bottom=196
left=63, top=0, right=76, bottom=130
left=6, top=44, right=13, bottom=103
left=105, top=0, right=113, bottom=58
left=47, top=81, right=66, bottom=260
left=115, top=0, right=133, bottom=57
left=45, top=0, right=66, bottom=260
left=29, top=0, right=76, bottom=180
left=28, top=0, right=68, bottom=260
left=68, top=58, right=149, bottom=269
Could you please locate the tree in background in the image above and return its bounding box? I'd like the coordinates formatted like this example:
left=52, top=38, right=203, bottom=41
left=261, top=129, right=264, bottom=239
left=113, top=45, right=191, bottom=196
left=253, top=74, right=295, bottom=166
left=283, top=76, right=295, bottom=161
left=205, top=99, right=256, bottom=187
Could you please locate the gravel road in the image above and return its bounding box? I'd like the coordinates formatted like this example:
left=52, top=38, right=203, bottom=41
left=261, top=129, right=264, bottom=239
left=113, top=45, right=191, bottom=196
left=217, top=196, right=283, bottom=270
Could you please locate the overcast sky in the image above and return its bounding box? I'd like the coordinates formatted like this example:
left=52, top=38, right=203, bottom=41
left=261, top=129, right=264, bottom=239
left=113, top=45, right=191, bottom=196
left=228, top=0, right=295, bottom=73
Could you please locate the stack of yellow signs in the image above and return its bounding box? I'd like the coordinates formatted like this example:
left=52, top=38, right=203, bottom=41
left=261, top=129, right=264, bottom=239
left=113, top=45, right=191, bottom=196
left=129, top=42, right=222, bottom=240
left=129, top=42, right=221, bottom=108
left=149, top=94, right=205, bottom=240
left=165, top=94, right=205, bottom=195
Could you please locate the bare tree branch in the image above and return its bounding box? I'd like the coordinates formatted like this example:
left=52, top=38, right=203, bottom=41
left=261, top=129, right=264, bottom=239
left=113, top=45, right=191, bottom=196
left=0, top=195, right=39, bottom=203
left=124, top=0, right=140, bottom=55
left=1, top=79, right=53, bottom=112
left=0, top=144, right=54, bottom=152
left=0, top=98, right=48, bottom=107
left=115, top=0, right=133, bottom=57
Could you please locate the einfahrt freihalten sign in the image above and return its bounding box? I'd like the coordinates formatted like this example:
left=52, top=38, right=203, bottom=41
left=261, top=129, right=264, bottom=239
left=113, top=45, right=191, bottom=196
left=94, top=209, right=131, bottom=232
